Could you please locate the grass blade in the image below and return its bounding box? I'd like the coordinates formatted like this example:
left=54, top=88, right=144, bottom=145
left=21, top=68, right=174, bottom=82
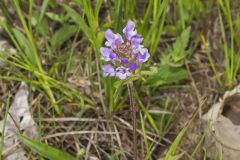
left=17, top=134, right=77, bottom=160
left=164, top=127, right=187, bottom=160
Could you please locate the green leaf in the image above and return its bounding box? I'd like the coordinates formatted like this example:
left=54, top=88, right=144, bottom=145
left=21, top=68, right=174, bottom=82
left=46, top=12, right=63, bottom=23
left=94, top=0, right=103, bottom=19
left=141, top=66, right=158, bottom=75
left=61, top=4, right=92, bottom=39
left=136, top=92, right=159, bottom=133
left=37, top=0, right=50, bottom=25
left=114, top=80, right=123, bottom=89
left=164, top=127, right=187, bottom=160
left=32, top=11, right=49, bottom=36
left=140, top=112, right=153, bottom=160
left=146, top=65, right=187, bottom=86
left=114, top=0, right=122, bottom=32
left=74, top=0, right=81, bottom=6
left=97, top=31, right=105, bottom=48
left=113, top=74, right=144, bottom=89
left=172, top=26, right=191, bottom=62
left=51, top=25, right=77, bottom=49
left=12, top=28, right=36, bottom=66
left=17, top=134, right=77, bottom=160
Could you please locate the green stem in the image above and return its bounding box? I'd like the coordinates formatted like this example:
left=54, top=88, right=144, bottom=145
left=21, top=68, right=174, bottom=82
left=127, top=81, right=137, bottom=160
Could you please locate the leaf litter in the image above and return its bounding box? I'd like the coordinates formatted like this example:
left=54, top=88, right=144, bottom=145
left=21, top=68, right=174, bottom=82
left=0, top=82, right=38, bottom=160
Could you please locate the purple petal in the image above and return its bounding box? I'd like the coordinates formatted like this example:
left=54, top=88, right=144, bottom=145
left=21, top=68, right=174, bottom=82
left=109, top=53, right=117, bottom=60
left=100, top=47, right=111, bottom=54
left=105, top=29, right=115, bottom=42
left=105, top=30, right=123, bottom=49
left=137, top=48, right=150, bottom=63
left=125, top=20, right=135, bottom=31
left=100, top=47, right=117, bottom=61
left=131, top=34, right=143, bottom=47
left=116, top=66, right=131, bottom=80
left=115, top=33, right=124, bottom=45
left=131, top=45, right=143, bottom=57
left=100, top=47, right=111, bottom=61
left=128, top=63, right=137, bottom=70
left=123, top=20, right=137, bottom=39
left=103, top=64, right=115, bottom=77
left=121, top=58, right=129, bottom=64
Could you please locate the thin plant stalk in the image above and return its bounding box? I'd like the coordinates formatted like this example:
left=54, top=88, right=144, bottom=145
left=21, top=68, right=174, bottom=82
left=127, top=81, right=137, bottom=160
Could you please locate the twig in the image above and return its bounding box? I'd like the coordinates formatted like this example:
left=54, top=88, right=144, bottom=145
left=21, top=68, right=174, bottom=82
left=43, top=131, right=118, bottom=139
left=127, top=81, right=137, bottom=160
left=112, top=122, right=128, bottom=160
left=39, top=117, right=110, bottom=122
left=113, top=115, right=165, bottom=145
left=185, top=61, right=202, bottom=118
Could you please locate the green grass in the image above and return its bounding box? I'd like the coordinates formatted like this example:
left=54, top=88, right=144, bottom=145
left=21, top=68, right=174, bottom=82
left=0, top=94, right=11, bottom=158
left=218, top=0, right=240, bottom=88
left=0, top=0, right=239, bottom=159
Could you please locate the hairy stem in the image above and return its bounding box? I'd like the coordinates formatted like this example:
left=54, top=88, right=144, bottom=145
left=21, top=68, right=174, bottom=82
left=127, top=81, right=137, bottom=160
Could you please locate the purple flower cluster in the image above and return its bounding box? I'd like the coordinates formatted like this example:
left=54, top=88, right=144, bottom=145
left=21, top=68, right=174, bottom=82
left=100, top=20, right=150, bottom=80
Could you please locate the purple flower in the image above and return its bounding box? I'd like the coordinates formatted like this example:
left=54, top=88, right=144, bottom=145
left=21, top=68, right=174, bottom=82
left=129, top=63, right=137, bottom=70
left=105, top=29, right=123, bottom=49
left=121, top=58, right=129, bottom=64
left=100, top=47, right=117, bottom=61
left=131, top=34, right=143, bottom=47
left=116, top=66, right=131, bottom=80
left=123, top=20, right=137, bottom=40
left=103, top=64, right=115, bottom=77
left=137, top=48, right=150, bottom=63
left=101, top=20, right=150, bottom=80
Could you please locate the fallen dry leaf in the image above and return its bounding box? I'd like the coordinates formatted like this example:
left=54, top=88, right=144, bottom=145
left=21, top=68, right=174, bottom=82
left=0, top=82, right=38, bottom=160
